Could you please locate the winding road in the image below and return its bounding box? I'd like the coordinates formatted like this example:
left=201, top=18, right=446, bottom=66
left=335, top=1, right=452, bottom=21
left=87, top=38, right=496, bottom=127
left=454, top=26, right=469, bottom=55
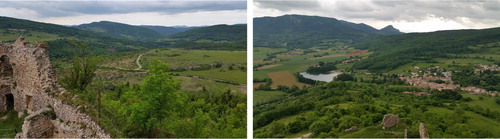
left=115, top=54, right=144, bottom=71
left=134, top=54, right=144, bottom=70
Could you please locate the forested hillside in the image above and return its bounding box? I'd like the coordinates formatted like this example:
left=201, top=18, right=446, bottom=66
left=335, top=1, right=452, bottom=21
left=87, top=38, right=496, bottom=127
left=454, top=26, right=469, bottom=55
left=254, top=14, right=402, bottom=48
left=353, top=27, right=500, bottom=71
left=0, top=16, right=247, bottom=59
left=169, top=24, right=246, bottom=42
left=141, top=25, right=195, bottom=36
left=76, top=21, right=164, bottom=40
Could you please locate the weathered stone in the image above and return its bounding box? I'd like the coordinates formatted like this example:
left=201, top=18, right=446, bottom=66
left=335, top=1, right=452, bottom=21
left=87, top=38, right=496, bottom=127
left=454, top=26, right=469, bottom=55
left=345, top=126, right=358, bottom=132
left=0, top=37, right=110, bottom=138
left=381, top=114, right=400, bottom=130
left=419, top=122, right=429, bottom=139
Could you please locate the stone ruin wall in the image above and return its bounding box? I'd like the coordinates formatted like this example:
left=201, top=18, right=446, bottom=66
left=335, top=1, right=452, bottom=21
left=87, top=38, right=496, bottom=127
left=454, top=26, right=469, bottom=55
left=0, top=37, right=110, bottom=138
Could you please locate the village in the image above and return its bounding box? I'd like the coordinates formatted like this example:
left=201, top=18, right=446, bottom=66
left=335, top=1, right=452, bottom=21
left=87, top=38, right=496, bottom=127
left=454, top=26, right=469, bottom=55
left=399, top=64, right=498, bottom=96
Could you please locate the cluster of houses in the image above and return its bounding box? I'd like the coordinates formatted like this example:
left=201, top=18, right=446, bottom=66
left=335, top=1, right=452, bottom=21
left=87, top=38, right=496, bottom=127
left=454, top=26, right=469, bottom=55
left=475, top=64, right=499, bottom=73
left=400, top=70, right=492, bottom=96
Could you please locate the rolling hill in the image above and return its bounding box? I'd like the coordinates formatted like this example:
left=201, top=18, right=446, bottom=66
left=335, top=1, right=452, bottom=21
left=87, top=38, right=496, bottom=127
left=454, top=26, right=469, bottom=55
left=0, top=16, right=161, bottom=59
left=254, top=14, right=402, bottom=48
left=169, top=24, right=247, bottom=42
left=76, top=21, right=163, bottom=40
left=352, top=27, right=500, bottom=71
left=141, top=25, right=195, bottom=37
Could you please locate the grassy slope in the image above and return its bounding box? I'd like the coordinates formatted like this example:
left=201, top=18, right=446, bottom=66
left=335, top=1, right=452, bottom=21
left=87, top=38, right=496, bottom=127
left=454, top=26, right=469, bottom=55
left=0, top=29, right=60, bottom=42
left=0, top=110, right=25, bottom=138
left=254, top=91, right=289, bottom=106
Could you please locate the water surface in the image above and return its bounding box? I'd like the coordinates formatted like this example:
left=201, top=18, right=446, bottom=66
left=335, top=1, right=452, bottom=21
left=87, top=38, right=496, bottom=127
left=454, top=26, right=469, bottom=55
left=299, top=71, right=341, bottom=82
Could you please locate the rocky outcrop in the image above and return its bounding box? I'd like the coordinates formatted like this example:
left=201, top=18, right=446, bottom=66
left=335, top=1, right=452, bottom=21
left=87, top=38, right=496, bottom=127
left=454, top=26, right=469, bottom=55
left=381, top=114, right=399, bottom=129
left=19, top=108, right=55, bottom=138
left=1, top=36, right=110, bottom=138
left=345, top=126, right=358, bottom=132
left=419, top=122, right=429, bottom=139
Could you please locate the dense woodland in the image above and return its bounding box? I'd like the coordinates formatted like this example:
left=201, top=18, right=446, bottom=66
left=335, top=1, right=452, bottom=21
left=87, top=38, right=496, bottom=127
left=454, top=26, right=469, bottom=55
left=306, top=61, right=338, bottom=74
left=453, top=68, right=500, bottom=91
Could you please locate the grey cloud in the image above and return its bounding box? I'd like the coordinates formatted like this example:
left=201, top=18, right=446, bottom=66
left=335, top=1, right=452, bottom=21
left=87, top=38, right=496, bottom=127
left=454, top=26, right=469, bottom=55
left=256, top=0, right=500, bottom=22
left=254, top=0, right=320, bottom=12
left=0, top=1, right=246, bottom=18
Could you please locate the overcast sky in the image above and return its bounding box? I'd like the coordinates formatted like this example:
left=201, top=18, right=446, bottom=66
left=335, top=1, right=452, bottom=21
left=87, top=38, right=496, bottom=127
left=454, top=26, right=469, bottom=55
left=0, top=0, right=246, bottom=26
left=254, top=0, right=500, bottom=33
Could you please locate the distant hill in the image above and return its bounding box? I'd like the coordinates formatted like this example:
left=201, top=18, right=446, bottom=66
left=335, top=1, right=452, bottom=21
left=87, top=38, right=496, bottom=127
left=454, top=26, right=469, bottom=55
left=76, top=21, right=163, bottom=40
left=0, top=16, right=160, bottom=59
left=353, top=27, right=500, bottom=71
left=169, top=24, right=246, bottom=42
left=379, top=25, right=402, bottom=35
left=254, top=14, right=402, bottom=48
left=141, top=25, right=196, bottom=37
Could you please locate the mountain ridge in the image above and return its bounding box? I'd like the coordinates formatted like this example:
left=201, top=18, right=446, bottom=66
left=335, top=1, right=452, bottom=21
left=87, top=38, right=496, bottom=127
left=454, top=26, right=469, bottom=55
left=254, top=14, right=402, bottom=48
left=75, top=21, right=164, bottom=40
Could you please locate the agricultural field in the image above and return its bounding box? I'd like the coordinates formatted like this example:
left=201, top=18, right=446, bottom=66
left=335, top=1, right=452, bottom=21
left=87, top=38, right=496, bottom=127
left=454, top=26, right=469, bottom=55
left=267, top=71, right=309, bottom=88
left=98, top=48, right=247, bottom=84
left=254, top=47, right=288, bottom=62
left=254, top=46, right=362, bottom=87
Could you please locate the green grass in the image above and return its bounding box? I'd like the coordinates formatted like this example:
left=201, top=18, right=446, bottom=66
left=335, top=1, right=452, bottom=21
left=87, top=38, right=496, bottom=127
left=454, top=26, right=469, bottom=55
left=141, top=49, right=246, bottom=69
left=174, top=76, right=244, bottom=93
left=254, top=91, right=289, bottom=106
left=340, top=126, right=405, bottom=138
left=284, top=130, right=311, bottom=138
left=256, top=49, right=348, bottom=75
left=388, top=57, right=494, bottom=75
left=462, top=93, right=500, bottom=112
left=254, top=47, right=288, bottom=61
left=99, top=48, right=247, bottom=84
left=178, top=68, right=246, bottom=84
left=0, top=30, right=60, bottom=43
left=425, top=107, right=500, bottom=137
left=0, top=110, right=25, bottom=138
left=253, top=70, right=269, bottom=81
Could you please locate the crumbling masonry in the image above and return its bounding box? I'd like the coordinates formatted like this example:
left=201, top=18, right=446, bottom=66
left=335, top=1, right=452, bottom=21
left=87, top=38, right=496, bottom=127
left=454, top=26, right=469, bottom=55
left=0, top=37, right=109, bottom=138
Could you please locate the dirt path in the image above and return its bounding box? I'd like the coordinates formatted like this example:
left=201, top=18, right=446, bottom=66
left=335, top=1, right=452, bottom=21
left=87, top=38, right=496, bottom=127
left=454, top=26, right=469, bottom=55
left=134, top=54, right=144, bottom=70
left=297, top=132, right=312, bottom=138
left=115, top=54, right=144, bottom=71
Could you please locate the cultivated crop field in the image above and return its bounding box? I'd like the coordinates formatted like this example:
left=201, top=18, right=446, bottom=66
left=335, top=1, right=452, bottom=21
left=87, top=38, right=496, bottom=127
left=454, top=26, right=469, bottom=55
left=254, top=46, right=362, bottom=87
left=267, top=71, right=309, bottom=88
left=99, top=48, right=247, bottom=83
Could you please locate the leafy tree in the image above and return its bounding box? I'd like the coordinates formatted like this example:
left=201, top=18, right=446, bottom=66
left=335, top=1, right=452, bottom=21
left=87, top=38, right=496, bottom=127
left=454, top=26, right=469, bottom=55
left=309, top=120, right=330, bottom=134
left=119, top=60, right=181, bottom=137
left=334, top=73, right=355, bottom=81
left=61, top=40, right=101, bottom=91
